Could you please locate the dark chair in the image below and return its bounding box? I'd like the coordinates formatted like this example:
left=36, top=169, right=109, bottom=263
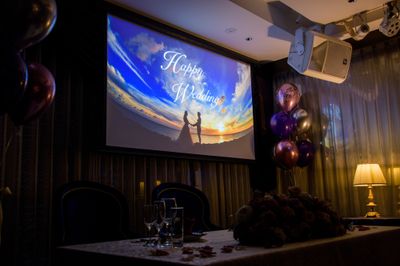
left=152, top=182, right=221, bottom=232
left=54, top=181, right=130, bottom=245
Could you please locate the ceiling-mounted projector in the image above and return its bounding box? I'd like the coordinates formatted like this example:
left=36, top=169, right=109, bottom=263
left=287, top=28, right=352, bottom=84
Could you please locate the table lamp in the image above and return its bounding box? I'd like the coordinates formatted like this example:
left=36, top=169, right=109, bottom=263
left=353, top=163, right=387, bottom=218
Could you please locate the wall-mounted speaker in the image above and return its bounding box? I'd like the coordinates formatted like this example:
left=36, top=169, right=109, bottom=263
left=288, top=29, right=352, bottom=84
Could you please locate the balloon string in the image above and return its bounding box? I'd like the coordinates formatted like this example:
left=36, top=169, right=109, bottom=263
left=0, top=126, right=21, bottom=172
left=4, top=132, right=15, bottom=156
left=287, top=169, right=296, bottom=187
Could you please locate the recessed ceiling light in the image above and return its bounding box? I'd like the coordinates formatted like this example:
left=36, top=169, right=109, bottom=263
left=225, top=27, right=237, bottom=33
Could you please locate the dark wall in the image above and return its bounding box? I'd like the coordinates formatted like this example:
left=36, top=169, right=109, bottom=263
left=251, top=64, right=277, bottom=191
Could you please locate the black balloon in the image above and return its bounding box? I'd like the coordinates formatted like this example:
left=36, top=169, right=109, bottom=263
left=313, top=114, right=329, bottom=139
left=320, top=114, right=329, bottom=138
left=10, top=0, right=57, bottom=50
left=296, top=140, right=315, bottom=167
left=0, top=50, right=28, bottom=115
left=273, top=140, right=299, bottom=169
left=9, top=63, right=56, bottom=125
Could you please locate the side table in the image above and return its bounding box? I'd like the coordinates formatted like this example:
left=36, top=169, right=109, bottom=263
left=342, top=217, right=400, bottom=226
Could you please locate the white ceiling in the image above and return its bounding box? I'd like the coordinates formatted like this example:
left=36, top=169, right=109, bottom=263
left=109, top=0, right=392, bottom=62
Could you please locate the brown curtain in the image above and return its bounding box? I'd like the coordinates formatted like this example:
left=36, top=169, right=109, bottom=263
left=272, top=36, right=400, bottom=218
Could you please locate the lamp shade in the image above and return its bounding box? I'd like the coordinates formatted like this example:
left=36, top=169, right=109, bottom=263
left=353, top=164, right=387, bottom=187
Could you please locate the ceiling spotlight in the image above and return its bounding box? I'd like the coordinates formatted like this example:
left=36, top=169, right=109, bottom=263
left=354, top=23, right=370, bottom=40
left=344, top=13, right=370, bottom=41
left=379, top=2, right=400, bottom=37
left=346, top=22, right=370, bottom=41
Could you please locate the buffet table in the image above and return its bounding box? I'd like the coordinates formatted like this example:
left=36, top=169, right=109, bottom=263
left=56, top=226, right=400, bottom=266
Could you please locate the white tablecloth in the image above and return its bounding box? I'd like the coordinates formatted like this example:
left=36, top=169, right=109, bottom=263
left=57, top=226, right=400, bottom=266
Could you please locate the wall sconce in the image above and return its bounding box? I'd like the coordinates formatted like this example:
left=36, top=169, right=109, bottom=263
left=139, top=181, right=145, bottom=197
left=379, top=1, right=400, bottom=37
left=353, top=163, right=387, bottom=217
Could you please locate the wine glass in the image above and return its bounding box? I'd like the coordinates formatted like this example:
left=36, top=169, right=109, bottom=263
left=153, top=200, right=166, bottom=247
left=143, top=204, right=157, bottom=246
left=161, top=198, right=177, bottom=246
left=161, top=198, right=177, bottom=227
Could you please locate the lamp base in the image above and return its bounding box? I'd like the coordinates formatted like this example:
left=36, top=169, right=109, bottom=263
left=365, top=211, right=380, bottom=218
left=365, top=200, right=380, bottom=218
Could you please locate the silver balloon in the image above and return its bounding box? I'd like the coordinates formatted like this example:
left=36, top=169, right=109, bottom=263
left=11, top=0, right=58, bottom=50
left=276, top=83, right=301, bottom=113
left=291, top=108, right=312, bottom=135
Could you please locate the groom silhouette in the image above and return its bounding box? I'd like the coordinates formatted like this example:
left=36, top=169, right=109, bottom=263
left=191, top=112, right=201, bottom=144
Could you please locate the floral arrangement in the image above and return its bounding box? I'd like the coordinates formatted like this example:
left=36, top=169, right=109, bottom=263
left=233, top=187, right=346, bottom=247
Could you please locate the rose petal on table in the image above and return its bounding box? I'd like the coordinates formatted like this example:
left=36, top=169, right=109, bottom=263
left=182, top=247, right=194, bottom=254
left=149, top=249, right=170, bottom=256
left=221, top=245, right=234, bottom=253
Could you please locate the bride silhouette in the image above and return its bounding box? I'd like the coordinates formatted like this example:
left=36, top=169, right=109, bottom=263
left=176, top=111, right=193, bottom=147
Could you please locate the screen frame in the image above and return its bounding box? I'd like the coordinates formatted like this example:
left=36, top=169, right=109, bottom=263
left=93, top=1, right=259, bottom=163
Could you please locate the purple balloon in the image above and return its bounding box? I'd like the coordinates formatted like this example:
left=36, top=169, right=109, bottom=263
left=9, top=63, right=56, bottom=125
left=273, top=140, right=299, bottom=169
left=296, top=140, right=315, bottom=167
left=270, top=111, right=296, bottom=138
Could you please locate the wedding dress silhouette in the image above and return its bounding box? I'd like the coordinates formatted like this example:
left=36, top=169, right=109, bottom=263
left=176, top=111, right=193, bottom=147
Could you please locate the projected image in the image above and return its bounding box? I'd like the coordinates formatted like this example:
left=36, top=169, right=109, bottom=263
left=106, top=14, right=255, bottom=160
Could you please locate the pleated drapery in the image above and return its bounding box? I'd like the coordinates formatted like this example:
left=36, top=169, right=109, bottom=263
left=273, top=36, right=400, bottom=218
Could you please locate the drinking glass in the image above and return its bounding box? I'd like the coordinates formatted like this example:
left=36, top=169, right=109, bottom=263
left=161, top=198, right=177, bottom=227
left=143, top=204, right=157, bottom=246
left=161, top=198, right=177, bottom=246
left=171, top=207, right=184, bottom=247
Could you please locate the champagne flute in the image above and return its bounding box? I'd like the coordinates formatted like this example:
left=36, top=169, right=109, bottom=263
left=153, top=200, right=166, bottom=247
left=143, top=204, right=157, bottom=246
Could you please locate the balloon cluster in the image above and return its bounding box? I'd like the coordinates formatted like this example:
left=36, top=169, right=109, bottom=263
left=233, top=187, right=346, bottom=248
left=0, top=0, right=57, bottom=126
left=270, top=83, right=315, bottom=169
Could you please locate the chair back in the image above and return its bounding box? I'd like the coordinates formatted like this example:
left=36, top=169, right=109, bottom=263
left=152, top=182, right=220, bottom=232
left=54, top=181, right=129, bottom=245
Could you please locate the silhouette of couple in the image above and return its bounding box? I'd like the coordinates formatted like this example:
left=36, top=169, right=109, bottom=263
left=177, top=111, right=201, bottom=146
